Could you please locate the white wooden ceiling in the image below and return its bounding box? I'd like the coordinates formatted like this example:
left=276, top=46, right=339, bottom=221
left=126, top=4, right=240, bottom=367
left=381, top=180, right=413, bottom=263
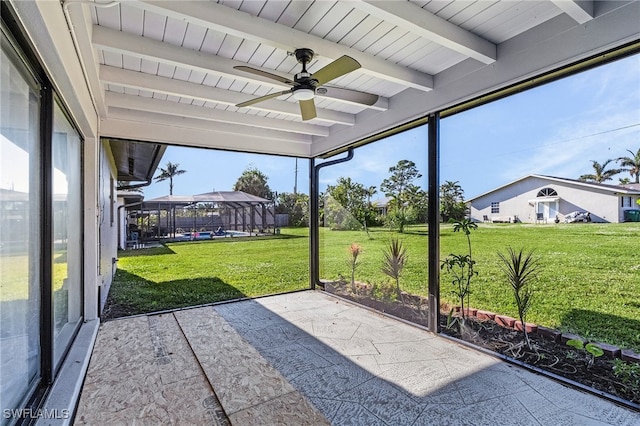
left=61, top=0, right=639, bottom=158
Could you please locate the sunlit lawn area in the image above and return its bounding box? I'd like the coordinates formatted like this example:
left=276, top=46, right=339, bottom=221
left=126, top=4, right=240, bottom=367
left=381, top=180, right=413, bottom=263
left=109, top=233, right=310, bottom=313
left=111, top=223, right=640, bottom=351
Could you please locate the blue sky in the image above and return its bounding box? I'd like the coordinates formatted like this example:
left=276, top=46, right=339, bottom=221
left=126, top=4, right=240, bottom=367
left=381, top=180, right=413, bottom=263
left=143, top=54, right=639, bottom=201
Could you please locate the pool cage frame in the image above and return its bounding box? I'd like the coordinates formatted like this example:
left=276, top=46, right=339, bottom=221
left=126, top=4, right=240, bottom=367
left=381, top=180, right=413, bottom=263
left=127, top=191, right=275, bottom=242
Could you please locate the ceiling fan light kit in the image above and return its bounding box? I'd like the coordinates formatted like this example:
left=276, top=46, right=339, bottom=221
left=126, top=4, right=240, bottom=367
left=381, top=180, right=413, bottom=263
left=234, top=48, right=378, bottom=121
left=292, top=88, right=315, bottom=101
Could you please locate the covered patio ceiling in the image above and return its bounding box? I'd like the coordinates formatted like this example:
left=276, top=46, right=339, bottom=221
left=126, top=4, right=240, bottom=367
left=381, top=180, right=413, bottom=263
left=38, top=0, right=639, bottom=160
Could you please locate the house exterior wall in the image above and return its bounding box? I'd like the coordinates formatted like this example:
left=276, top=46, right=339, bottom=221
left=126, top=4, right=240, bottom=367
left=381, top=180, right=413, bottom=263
left=470, top=176, right=625, bottom=223
left=97, top=141, right=118, bottom=313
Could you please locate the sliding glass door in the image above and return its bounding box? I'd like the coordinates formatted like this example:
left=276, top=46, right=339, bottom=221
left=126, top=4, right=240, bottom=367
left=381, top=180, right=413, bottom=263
left=0, top=29, right=42, bottom=417
left=1, top=20, right=84, bottom=423
left=52, top=102, right=82, bottom=368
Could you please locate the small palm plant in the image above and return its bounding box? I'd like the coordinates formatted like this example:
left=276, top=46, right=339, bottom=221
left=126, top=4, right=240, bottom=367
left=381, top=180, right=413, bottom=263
left=346, top=243, right=363, bottom=293
left=497, top=247, right=540, bottom=350
left=441, top=219, right=478, bottom=319
left=441, top=254, right=476, bottom=320
left=381, top=237, right=407, bottom=300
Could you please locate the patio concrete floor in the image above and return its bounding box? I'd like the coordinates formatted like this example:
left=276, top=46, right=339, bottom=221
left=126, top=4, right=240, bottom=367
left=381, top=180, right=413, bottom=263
left=75, top=290, right=640, bottom=425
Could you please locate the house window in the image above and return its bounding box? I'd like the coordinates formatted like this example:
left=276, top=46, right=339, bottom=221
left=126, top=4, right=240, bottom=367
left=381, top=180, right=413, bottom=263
left=621, top=196, right=632, bottom=207
left=537, top=188, right=558, bottom=197
left=491, top=202, right=500, bottom=214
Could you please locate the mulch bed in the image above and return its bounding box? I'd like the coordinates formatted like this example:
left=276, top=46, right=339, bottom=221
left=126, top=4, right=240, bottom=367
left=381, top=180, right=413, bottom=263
left=324, top=281, right=640, bottom=407
left=101, top=298, right=141, bottom=320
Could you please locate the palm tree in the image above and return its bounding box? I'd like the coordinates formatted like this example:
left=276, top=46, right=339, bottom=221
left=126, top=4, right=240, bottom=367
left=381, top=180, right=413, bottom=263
left=617, top=148, right=640, bottom=184
left=155, top=161, right=186, bottom=195
left=363, top=185, right=377, bottom=238
left=578, top=159, right=623, bottom=183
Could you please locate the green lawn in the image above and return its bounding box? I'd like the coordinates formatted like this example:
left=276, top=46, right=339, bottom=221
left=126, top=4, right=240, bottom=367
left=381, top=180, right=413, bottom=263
left=111, top=223, right=640, bottom=351
left=110, top=234, right=310, bottom=313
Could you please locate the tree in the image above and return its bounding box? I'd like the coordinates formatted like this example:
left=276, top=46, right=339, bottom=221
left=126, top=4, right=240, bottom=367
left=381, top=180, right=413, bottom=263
left=154, top=161, right=186, bottom=195
left=384, top=206, right=416, bottom=234
left=324, top=177, right=373, bottom=231
left=276, top=192, right=309, bottom=227
left=578, top=159, right=623, bottom=183
left=440, top=180, right=466, bottom=222
left=380, top=160, right=422, bottom=204
left=617, top=148, right=640, bottom=184
left=404, top=186, right=429, bottom=223
left=233, top=166, right=273, bottom=199
left=380, top=160, right=423, bottom=232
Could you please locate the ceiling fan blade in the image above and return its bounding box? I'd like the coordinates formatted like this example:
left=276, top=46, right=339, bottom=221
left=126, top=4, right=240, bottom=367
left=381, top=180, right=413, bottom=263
left=234, top=66, right=295, bottom=85
left=236, top=89, right=292, bottom=108
left=299, top=99, right=317, bottom=121
left=311, top=55, right=361, bottom=86
left=316, top=86, right=379, bottom=106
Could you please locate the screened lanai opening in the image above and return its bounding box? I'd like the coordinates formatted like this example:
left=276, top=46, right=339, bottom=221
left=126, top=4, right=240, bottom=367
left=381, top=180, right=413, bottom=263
left=316, top=126, right=431, bottom=327
left=295, top=51, right=640, bottom=407
left=106, top=146, right=312, bottom=319
left=436, top=52, right=640, bottom=381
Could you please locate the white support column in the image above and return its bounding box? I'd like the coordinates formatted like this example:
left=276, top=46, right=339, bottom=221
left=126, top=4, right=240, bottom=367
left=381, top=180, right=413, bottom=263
left=83, top=136, right=100, bottom=320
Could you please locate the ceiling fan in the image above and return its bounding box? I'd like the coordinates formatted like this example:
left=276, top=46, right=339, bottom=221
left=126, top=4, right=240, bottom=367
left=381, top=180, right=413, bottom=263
left=234, top=48, right=379, bottom=121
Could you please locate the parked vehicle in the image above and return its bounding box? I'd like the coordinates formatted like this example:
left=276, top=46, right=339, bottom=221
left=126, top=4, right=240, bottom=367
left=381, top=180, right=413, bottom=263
left=564, top=211, right=591, bottom=223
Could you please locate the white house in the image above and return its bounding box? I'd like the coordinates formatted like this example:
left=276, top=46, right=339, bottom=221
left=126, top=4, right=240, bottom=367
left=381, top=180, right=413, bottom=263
left=468, top=175, right=640, bottom=224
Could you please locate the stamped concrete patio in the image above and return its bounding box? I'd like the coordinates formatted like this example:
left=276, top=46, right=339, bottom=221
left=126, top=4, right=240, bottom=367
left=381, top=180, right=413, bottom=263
left=75, top=291, right=640, bottom=425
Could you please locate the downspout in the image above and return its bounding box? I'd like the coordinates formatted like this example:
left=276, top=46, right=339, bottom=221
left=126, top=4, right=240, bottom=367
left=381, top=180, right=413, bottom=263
left=62, top=0, right=118, bottom=121
left=310, top=148, right=354, bottom=290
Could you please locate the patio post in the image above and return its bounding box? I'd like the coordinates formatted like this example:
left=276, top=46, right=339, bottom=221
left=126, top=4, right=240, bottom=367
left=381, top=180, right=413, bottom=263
left=309, top=158, right=317, bottom=289
left=427, top=112, right=441, bottom=333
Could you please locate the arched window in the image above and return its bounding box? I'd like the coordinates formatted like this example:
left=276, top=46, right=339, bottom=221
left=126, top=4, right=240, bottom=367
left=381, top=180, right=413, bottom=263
left=537, top=188, right=558, bottom=197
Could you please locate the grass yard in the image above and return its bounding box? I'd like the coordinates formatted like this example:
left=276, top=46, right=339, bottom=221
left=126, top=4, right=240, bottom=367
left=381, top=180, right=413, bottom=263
left=110, top=223, right=640, bottom=351
left=109, top=234, right=310, bottom=314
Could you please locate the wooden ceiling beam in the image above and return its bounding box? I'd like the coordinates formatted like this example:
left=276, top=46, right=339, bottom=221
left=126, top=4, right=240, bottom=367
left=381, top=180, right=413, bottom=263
left=105, top=92, right=330, bottom=137
left=130, top=0, right=434, bottom=91
left=100, top=65, right=358, bottom=125
left=352, top=0, right=497, bottom=64
left=550, top=0, right=594, bottom=24
left=107, top=108, right=312, bottom=144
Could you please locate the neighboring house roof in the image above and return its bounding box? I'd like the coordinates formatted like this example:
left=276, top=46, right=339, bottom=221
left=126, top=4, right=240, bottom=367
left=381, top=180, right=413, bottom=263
left=371, top=196, right=393, bottom=208
left=468, top=174, right=640, bottom=202
left=622, top=183, right=640, bottom=191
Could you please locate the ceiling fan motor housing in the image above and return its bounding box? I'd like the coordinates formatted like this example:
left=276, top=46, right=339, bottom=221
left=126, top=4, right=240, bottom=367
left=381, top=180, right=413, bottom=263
left=293, top=48, right=318, bottom=99
left=294, top=48, right=315, bottom=65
